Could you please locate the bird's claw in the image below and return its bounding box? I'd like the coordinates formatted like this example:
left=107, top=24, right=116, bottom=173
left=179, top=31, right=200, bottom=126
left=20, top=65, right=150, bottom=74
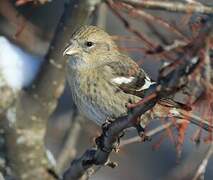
left=95, top=135, right=112, bottom=153
left=135, top=123, right=151, bottom=142
left=140, top=133, right=151, bottom=142
left=95, top=134, right=121, bottom=153
left=97, top=118, right=122, bottom=153
left=102, top=117, right=114, bottom=131
left=113, top=136, right=121, bottom=153
left=105, top=160, right=118, bottom=168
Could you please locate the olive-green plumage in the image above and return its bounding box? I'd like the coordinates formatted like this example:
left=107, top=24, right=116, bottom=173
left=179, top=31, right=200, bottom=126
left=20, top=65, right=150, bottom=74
left=64, top=26, right=175, bottom=126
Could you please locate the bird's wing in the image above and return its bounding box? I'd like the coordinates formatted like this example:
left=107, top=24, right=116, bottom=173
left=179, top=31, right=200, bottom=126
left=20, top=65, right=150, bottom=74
left=103, top=55, right=191, bottom=110
left=103, top=54, right=156, bottom=97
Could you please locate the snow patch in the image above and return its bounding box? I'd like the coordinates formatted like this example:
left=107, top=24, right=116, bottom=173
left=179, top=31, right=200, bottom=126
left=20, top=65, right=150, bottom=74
left=0, top=36, right=42, bottom=91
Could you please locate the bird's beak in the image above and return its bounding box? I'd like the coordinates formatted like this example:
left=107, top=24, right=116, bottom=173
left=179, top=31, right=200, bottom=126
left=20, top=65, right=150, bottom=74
left=63, top=41, right=79, bottom=56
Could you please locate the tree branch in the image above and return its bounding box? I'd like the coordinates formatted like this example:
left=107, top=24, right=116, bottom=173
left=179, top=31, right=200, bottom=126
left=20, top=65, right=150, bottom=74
left=0, top=0, right=49, bottom=56
left=117, top=0, right=213, bottom=14
left=1, top=0, right=101, bottom=179
left=120, top=119, right=184, bottom=147
left=192, top=143, right=213, bottom=180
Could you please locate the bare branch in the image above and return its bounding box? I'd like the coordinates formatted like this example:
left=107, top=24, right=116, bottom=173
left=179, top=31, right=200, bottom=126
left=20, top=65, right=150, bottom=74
left=0, top=0, right=49, bottom=55
left=106, top=0, right=157, bottom=49
left=1, top=0, right=101, bottom=179
left=120, top=119, right=184, bottom=147
left=117, top=0, right=213, bottom=14
left=115, top=2, right=189, bottom=41
left=192, top=143, right=213, bottom=180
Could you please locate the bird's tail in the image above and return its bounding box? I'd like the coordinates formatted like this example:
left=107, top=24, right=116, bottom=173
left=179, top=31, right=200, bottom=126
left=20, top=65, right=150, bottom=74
left=140, top=103, right=211, bottom=132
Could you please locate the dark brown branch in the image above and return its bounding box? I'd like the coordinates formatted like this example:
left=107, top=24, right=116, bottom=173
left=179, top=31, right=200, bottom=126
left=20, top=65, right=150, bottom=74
left=63, top=80, right=212, bottom=180
left=63, top=93, right=157, bottom=180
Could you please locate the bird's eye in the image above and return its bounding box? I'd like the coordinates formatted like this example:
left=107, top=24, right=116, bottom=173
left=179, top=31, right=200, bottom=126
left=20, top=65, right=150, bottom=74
left=85, top=41, right=94, bottom=47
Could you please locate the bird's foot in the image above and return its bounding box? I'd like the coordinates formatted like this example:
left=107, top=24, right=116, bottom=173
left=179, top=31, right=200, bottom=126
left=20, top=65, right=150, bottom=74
left=95, top=134, right=121, bottom=153
left=113, top=132, right=125, bottom=153
left=95, top=134, right=110, bottom=153
left=135, top=124, right=151, bottom=142
left=126, top=98, right=135, bottom=112
left=102, top=117, right=114, bottom=131
left=96, top=118, right=122, bottom=153
left=105, top=160, right=118, bottom=168
left=140, top=132, right=151, bottom=142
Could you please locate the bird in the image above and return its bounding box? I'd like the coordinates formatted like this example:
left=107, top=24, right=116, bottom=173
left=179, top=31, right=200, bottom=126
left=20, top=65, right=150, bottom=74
left=64, top=25, right=186, bottom=133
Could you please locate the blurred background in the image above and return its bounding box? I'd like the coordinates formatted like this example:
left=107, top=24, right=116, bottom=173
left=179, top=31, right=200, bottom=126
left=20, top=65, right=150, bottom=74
left=0, top=0, right=212, bottom=180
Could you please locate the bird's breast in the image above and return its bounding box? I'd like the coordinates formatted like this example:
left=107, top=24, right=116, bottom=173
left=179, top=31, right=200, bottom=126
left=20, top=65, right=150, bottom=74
left=67, top=69, right=106, bottom=124
left=67, top=68, right=140, bottom=125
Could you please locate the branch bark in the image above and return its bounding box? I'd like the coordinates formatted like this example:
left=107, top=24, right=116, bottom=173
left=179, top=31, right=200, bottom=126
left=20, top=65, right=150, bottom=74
left=0, top=0, right=101, bottom=179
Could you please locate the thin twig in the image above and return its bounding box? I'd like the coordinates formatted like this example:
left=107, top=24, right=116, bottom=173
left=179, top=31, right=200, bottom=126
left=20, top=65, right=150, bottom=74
left=117, top=2, right=189, bottom=41
left=192, top=143, right=213, bottom=180
left=179, top=110, right=213, bottom=131
left=120, top=119, right=185, bottom=147
left=106, top=0, right=157, bottom=49
left=118, top=0, right=213, bottom=14
left=0, top=0, right=49, bottom=55
left=106, top=0, right=176, bottom=61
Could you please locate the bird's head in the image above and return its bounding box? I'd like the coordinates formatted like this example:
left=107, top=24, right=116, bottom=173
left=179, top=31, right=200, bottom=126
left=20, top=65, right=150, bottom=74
left=63, top=26, right=118, bottom=69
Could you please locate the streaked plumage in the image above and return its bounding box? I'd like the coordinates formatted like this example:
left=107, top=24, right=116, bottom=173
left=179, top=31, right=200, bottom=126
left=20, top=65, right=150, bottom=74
left=64, top=26, right=179, bottom=127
